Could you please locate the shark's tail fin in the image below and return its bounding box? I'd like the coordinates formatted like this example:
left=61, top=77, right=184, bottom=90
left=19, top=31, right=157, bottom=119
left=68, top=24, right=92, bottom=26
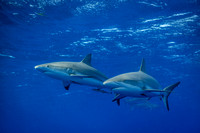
left=162, top=81, right=180, bottom=111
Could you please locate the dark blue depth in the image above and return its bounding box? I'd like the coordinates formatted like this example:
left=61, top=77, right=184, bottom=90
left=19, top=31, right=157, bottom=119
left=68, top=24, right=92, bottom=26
left=0, top=0, right=200, bottom=133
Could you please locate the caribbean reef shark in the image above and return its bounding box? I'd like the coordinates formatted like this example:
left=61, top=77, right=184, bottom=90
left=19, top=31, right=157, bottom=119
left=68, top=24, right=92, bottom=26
left=35, top=54, right=108, bottom=90
left=103, top=59, right=180, bottom=111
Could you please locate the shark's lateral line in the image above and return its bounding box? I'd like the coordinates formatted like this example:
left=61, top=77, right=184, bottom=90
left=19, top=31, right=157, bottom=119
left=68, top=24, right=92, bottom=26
left=35, top=54, right=108, bottom=90
left=103, top=59, right=180, bottom=111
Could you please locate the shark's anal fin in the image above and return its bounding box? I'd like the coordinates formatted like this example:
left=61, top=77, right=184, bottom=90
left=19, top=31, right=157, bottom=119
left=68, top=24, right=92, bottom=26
left=141, top=94, right=147, bottom=97
left=139, top=58, right=146, bottom=73
left=148, top=97, right=151, bottom=100
left=140, top=94, right=151, bottom=100
left=112, top=94, right=126, bottom=106
left=63, top=81, right=71, bottom=90
left=81, top=54, right=92, bottom=66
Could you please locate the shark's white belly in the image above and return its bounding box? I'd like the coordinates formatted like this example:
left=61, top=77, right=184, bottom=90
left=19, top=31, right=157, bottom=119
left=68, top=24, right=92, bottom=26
left=44, top=71, right=68, bottom=80
left=71, top=77, right=104, bottom=87
left=44, top=71, right=104, bottom=87
left=113, top=87, right=161, bottom=97
left=113, top=86, right=143, bottom=97
left=112, top=82, right=161, bottom=98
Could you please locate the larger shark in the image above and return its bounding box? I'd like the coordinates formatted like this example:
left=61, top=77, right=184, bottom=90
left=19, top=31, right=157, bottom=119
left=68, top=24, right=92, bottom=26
left=35, top=54, right=108, bottom=90
left=103, top=59, right=180, bottom=111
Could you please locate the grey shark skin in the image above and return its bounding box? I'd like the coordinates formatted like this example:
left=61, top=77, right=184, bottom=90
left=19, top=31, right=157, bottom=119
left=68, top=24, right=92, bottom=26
left=103, top=59, right=180, bottom=111
left=35, top=54, right=108, bottom=90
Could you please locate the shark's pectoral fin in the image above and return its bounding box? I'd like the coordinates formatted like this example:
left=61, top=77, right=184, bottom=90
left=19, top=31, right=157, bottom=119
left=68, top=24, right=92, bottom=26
left=117, top=99, right=120, bottom=106
left=63, top=81, right=71, bottom=90
left=112, top=94, right=126, bottom=106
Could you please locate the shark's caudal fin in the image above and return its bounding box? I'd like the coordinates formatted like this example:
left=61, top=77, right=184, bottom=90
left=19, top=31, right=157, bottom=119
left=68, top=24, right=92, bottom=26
left=162, top=81, right=180, bottom=111
left=81, top=54, right=92, bottom=66
left=139, top=58, right=146, bottom=72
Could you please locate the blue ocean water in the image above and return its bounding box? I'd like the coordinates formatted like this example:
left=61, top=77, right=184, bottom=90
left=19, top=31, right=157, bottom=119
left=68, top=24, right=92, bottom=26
left=0, top=0, right=200, bottom=133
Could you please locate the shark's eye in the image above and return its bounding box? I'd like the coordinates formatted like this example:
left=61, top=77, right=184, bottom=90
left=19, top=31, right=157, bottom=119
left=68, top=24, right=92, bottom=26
left=47, top=65, right=50, bottom=68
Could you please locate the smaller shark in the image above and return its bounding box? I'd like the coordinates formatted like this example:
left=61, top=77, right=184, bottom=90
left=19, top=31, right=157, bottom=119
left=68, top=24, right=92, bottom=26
left=35, top=54, right=108, bottom=90
left=103, top=59, right=180, bottom=111
left=124, top=98, right=159, bottom=111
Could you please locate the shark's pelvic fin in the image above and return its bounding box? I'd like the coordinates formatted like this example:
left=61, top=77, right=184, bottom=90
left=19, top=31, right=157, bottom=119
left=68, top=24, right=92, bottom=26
left=162, top=81, right=180, bottom=111
left=112, top=94, right=126, bottom=106
left=81, top=54, right=92, bottom=66
left=139, top=58, right=146, bottom=73
left=140, top=93, right=147, bottom=97
left=63, top=81, right=71, bottom=90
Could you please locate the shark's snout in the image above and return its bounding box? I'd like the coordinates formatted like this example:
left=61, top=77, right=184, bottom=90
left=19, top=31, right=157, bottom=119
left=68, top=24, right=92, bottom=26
left=103, top=80, right=119, bottom=88
left=34, top=65, right=47, bottom=72
left=34, top=65, right=39, bottom=69
left=103, top=80, right=110, bottom=85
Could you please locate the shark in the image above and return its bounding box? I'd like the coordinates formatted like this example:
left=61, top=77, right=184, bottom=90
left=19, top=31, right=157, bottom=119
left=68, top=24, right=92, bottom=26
left=103, top=59, right=180, bottom=111
left=35, top=54, right=108, bottom=90
left=124, top=97, right=159, bottom=111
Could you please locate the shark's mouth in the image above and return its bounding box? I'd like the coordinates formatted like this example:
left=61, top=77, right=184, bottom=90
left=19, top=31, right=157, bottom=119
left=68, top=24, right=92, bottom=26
left=44, top=72, right=60, bottom=79
left=43, top=71, right=50, bottom=73
left=38, top=69, right=47, bottom=73
left=38, top=70, right=47, bottom=73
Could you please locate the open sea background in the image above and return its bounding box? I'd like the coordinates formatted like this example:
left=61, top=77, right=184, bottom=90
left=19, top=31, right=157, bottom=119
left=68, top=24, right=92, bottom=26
left=0, top=0, right=200, bottom=133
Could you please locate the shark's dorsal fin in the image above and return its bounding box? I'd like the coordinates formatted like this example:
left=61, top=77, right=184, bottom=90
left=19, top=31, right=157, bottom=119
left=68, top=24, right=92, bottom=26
left=81, top=54, right=92, bottom=66
left=139, top=58, right=146, bottom=73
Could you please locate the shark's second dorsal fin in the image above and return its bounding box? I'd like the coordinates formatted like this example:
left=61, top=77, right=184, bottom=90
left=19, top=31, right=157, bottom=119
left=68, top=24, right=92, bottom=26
left=81, top=54, right=92, bottom=66
left=139, top=58, right=146, bottom=72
